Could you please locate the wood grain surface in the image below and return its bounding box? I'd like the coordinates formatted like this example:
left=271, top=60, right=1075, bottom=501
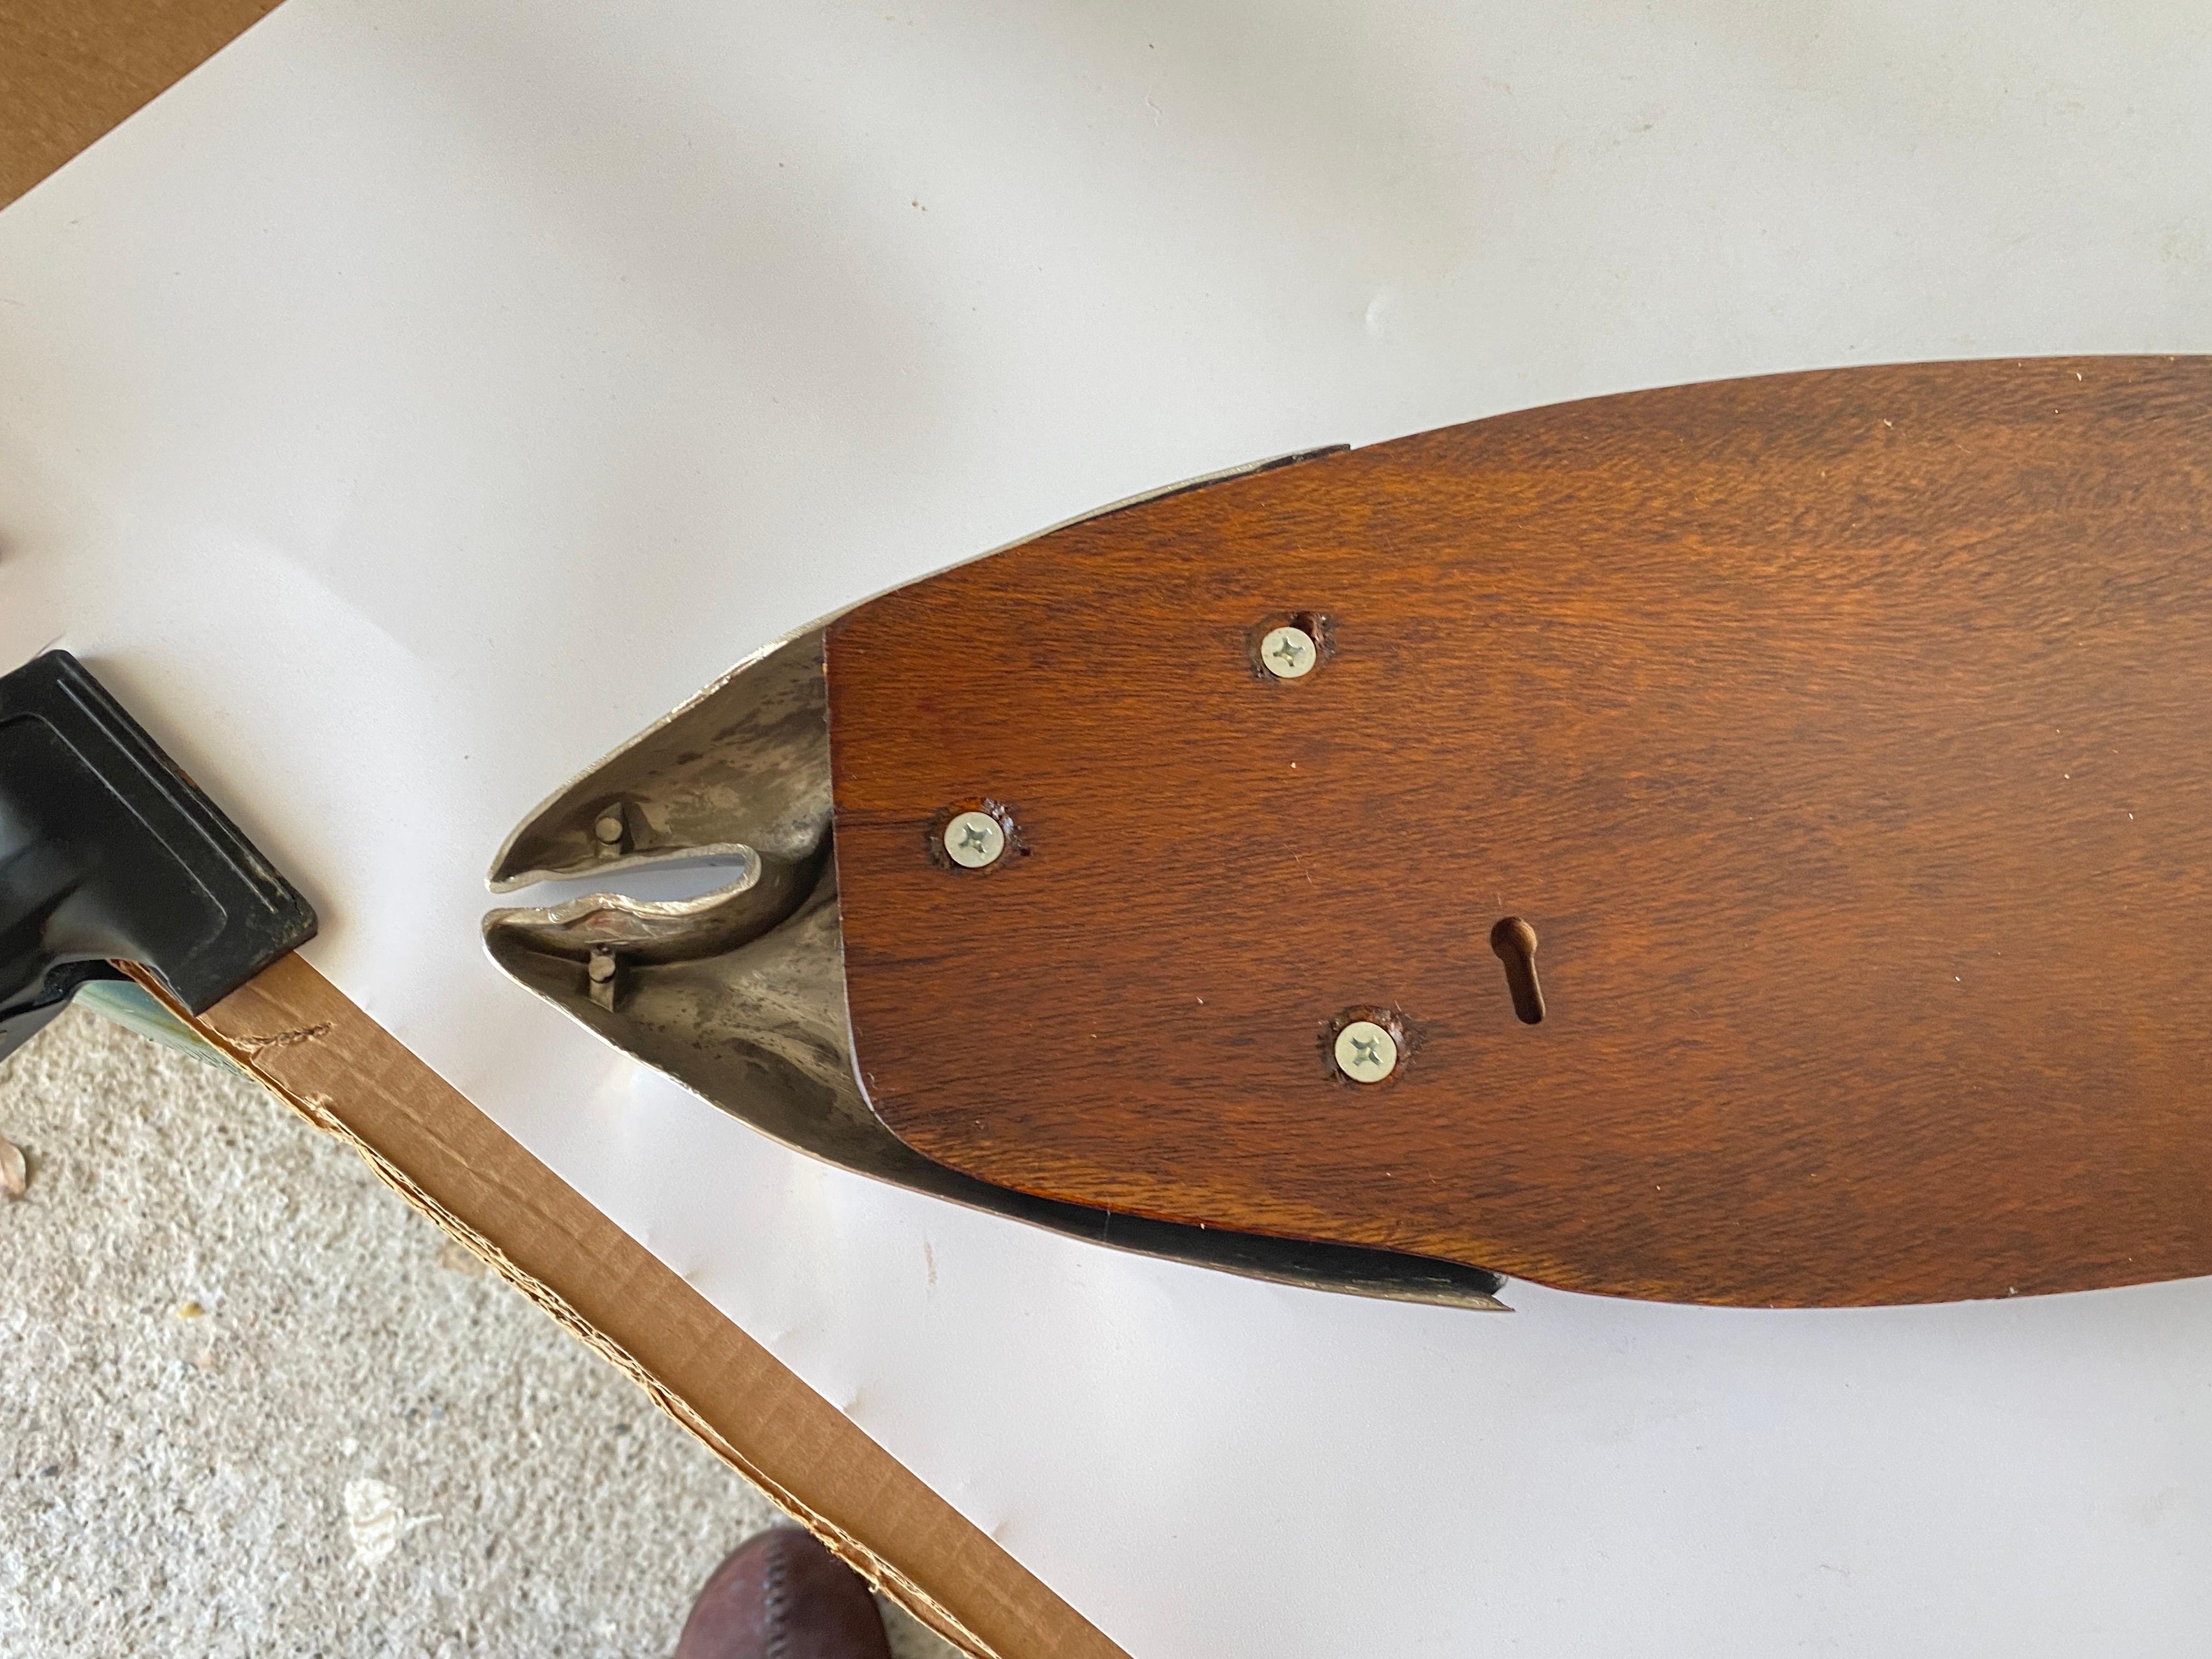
left=827, top=358, right=2212, bottom=1307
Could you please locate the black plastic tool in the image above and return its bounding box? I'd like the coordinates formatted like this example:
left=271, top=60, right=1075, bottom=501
left=0, top=650, right=317, bottom=1062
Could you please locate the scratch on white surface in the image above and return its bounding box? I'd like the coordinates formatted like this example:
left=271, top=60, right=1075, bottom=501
left=344, top=1478, right=439, bottom=1568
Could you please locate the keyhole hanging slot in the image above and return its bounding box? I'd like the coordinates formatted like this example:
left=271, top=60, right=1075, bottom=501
left=1490, top=916, right=1544, bottom=1025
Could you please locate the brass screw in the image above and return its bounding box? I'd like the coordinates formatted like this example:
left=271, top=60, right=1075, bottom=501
left=1334, top=1020, right=1398, bottom=1082
left=943, top=810, right=1006, bottom=868
left=1260, top=625, right=1317, bottom=680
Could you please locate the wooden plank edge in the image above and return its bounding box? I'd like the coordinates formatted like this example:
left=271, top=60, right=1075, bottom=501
left=130, top=954, right=1127, bottom=1659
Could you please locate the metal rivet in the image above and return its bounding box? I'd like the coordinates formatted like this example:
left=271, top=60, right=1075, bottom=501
left=944, top=810, right=1006, bottom=868
left=1260, top=624, right=1317, bottom=680
left=594, top=811, right=626, bottom=846
left=1334, top=1019, right=1398, bottom=1083
left=587, top=945, right=620, bottom=1009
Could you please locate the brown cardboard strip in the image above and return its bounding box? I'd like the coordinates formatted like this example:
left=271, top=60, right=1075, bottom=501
left=0, top=0, right=284, bottom=207
left=148, top=955, right=1126, bottom=1659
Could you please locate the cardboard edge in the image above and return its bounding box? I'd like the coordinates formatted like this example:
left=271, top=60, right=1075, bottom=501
left=131, top=956, right=1127, bottom=1659
left=0, top=0, right=287, bottom=210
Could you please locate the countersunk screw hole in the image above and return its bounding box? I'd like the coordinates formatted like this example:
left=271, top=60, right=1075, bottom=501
left=1490, top=916, right=1544, bottom=1025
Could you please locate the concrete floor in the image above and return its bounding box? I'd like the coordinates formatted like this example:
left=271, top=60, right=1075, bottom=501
left=0, top=1006, right=956, bottom=1658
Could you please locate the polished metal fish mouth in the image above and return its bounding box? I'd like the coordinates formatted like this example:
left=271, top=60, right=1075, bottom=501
left=482, top=459, right=1507, bottom=1312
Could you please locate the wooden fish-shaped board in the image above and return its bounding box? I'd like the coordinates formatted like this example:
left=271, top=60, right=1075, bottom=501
left=826, top=358, right=2212, bottom=1306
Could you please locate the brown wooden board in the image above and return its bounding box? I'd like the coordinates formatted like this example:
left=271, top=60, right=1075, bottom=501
left=827, top=357, right=2212, bottom=1308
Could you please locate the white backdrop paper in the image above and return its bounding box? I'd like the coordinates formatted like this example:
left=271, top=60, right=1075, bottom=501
left=4, top=4, right=2210, bottom=1653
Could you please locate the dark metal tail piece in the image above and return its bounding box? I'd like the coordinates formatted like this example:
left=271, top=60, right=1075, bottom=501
left=0, top=651, right=318, bottom=1062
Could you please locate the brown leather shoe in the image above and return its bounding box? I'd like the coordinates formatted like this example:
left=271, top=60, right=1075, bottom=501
left=673, top=1526, right=893, bottom=1659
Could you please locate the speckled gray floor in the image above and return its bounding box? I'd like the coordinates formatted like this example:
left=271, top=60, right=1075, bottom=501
left=0, top=1006, right=955, bottom=1659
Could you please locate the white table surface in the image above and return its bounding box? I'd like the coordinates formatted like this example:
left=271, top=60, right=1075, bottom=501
left=4, top=4, right=2209, bottom=1652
